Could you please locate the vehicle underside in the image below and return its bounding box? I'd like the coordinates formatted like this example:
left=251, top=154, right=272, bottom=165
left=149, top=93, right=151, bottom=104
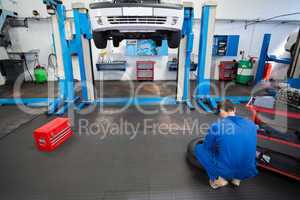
left=93, top=30, right=181, bottom=48
left=90, top=0, right=183, bottom=49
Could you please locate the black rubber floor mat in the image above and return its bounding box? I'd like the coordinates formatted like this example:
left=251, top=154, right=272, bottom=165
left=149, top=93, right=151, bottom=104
left=0, top=107, right=299, bottom=199
left=0, top=106, right=44, bottom=139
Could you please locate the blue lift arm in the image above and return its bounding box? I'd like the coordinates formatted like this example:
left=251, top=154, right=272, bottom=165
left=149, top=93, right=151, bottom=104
left=256, top=34, right=292, bottom=84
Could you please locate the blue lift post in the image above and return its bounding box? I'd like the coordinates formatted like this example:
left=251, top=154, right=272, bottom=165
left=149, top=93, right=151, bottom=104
left=179, top=6, right=194, bottom=109
left=71, top=7, right=95, bottom=110
left=256, top=34, right=272, bottom=84
left=45, top=1, right=95, bottom=114
left=196, top=5, right=211, bottom=98
left=195, top=3, right=216, bottom=113
left=194, top=2, right=251, bottom=112
left=53, top=4, right=76, bottom=115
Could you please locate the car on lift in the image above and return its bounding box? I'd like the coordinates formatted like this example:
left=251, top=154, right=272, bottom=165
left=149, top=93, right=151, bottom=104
left=89, top=0, right=184, bottom=49
left=285, top=31, right=299, bottom=59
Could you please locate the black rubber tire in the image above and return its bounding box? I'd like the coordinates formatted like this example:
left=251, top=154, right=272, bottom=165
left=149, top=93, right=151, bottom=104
left=154, top=39, right=162, bottom=47
left=167, top=31, right=181, bottom=49
left=295, top=131, right=300, bottom=140
left=287, top=44, right=296, bottom=76
left=113, top=37, right=121, bottom=48
left=186, top=137, right=205, bottom=169
left=93, top=31, right=108, bottom=49
left=291, top=44, right=296, bottom=58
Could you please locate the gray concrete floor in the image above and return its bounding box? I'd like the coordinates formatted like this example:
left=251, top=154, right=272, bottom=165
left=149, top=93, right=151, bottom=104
left=0, top=80, right=262, bottom=98
left=0, top=81, right=299, bottom=200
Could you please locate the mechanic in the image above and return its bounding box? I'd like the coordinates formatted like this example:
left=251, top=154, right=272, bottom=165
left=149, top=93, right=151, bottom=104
left=195, top=100, right=258, bottom=189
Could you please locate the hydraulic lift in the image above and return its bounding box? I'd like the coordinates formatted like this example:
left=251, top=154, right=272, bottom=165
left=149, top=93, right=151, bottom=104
left=248, top=98, right=300, bottom=181
left=247, top=30, right=300, bottom=181
left=177, top=1, right=250, bottom=113
left=45, top=0, right=95, bottom=114
left=40, top=0, right=225, bottom=114
left=0, top=0, right=255, bottom=115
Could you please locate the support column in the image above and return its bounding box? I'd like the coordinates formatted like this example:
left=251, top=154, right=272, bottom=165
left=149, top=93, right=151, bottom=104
left=255, top=34, right=271, bottom=84
left=176, top=6, right=194, bottom=104
left=195, top=1, right=217, bottom=98
left=72, top=5, right=95, bottom=102
left=56, top=4, right=75, bottom=102
left=50, top=14, right=66, bottom=101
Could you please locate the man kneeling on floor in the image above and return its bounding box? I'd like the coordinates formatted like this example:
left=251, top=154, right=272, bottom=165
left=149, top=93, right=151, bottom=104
left=195, top=100, right=258, bottom=189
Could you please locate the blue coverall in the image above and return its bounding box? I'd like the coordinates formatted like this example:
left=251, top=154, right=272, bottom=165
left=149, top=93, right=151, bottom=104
left=195, top=116, right=258, bottom=181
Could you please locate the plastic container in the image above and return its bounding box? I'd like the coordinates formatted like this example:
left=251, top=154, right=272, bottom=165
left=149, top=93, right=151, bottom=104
left=236, top=60, right=253, bottom=84
left=34, top=66, right=48, bottom=84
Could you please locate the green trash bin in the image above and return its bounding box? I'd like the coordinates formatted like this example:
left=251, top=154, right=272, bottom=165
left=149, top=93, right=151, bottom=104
left=34, top=66, right=48, bottom=84
left=236, top=60, right=253, bottom=85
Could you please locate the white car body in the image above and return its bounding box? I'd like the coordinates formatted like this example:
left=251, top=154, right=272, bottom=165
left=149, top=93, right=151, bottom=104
left=90, top=6, right=183, bottom=32
left=89, top=0, right=184, bottom=48
left=285, top=31, right=298, bottom=52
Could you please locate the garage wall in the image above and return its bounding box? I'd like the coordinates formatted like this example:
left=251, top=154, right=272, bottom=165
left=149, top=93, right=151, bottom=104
left=1, top=0, right=53, bottom=82
left=1, top=0, right=300, bottom=83
left=198, top=0, right=300, bottom=20
left=93, top=21, right=299, bottom=81
left=211, top=21, right=299, bottom=80
left=215, top=0, right=300, bottom=21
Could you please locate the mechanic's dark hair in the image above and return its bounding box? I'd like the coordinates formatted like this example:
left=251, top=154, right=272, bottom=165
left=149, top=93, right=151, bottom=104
left=217, top=100, right=235, bottom=112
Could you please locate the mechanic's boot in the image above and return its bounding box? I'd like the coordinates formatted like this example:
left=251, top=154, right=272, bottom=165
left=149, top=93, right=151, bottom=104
left=231, top=179, right=241, bottom=187
left=209, top=177, right=228, bottom=189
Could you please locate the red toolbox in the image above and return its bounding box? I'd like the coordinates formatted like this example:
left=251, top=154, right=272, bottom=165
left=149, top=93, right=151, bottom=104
left=136, top=61, right=154, bottom=81
left=219, top=61, right=238, bottom=81
left=33, top=118, right=73, bottom=152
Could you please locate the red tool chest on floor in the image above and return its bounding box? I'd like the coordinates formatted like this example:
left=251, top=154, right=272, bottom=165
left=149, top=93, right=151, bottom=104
left=219, top=61, right=238, bottom=81
left=33, top=118, right=73, bottom=152
left=136, top=61, right=154, bottom=81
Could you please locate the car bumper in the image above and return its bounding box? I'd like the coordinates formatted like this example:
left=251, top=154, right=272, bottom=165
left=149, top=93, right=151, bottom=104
left=90, top=2, right=183, bottom=10
left=90, top=6, right=184, bottom=32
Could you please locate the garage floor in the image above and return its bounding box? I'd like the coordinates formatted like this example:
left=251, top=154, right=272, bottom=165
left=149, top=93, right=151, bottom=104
left=0, top=80, right=261, bottom=98
left=0, top=81, right=298, bottom=199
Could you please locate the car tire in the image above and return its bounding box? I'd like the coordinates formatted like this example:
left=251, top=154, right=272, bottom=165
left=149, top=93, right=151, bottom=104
left=93, top=31, right=108, bottom=49
left=291, top=44, right=296, bottom=58
left=186, top=137, right=204, bottom=169
left=154, top=39, right=162, bottom=47
left=294, top=131, right=300, bottom=140
left=113, top=37, right=121, bottom=48
left=167, top=31, right=181, bottom=49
